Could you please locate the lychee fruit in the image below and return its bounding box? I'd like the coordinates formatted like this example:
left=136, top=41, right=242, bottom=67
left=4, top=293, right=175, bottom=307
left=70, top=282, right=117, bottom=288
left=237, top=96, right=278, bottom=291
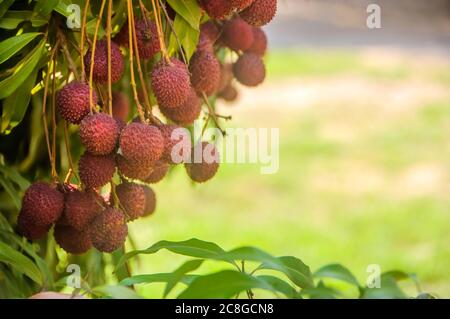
left=78, top=152, right=116, bottom=189
left=89, top=208, right=128, bottom=253
left=143, top=186, right=156, bottom=217
left=240, top=0, right=277, bottom=27
left=200, top=21, right=220, bottom=43
left=247, top=27, right=267, bottom=56
left=54, top=224, right=92, bottom=255
left=158, top=124, right=192, bottom=164
left=159, top=87, right=202, bottom=125
left=144, top=161, right=170, bottom=184
left=64, top=190, right=104, bottom=231
left=112, top=91, right=130, bottom=122
left=198, top=0, right=234, bottom=19
left=189, top=50, right=221, bottom=96
left=84, top=39, right=124, bottom=84
left=185, top=142, right=220, bottom=183
left=17, top=210, right=51, bottom=240
left=115, top=18, right=160, bottom=60
left=119, top=122, right=164, bottom=164
left=233, top=52, right=266, bottom=86
left=79, top=113, right=119, bottom=155
left=231, top=0, right=255, bottom=11
left=115, top=182, right=146, bottom=221
left=57, top=81, right=97, bottom=124
left=116, top=154, right=153, bottom=181
left=219, top=84, right=238, bottom=102
left=197, top=31, right=214, bottom=53
left=21, top=182, right=64, bottom=226
left=221, top=17, right=254, bottom=52
left=151, top=58, right=191, bottom=108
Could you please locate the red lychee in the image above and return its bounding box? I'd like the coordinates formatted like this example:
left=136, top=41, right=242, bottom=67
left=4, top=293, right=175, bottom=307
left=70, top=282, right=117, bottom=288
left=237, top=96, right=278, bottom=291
left=78, top=152, right=116, bottom=189
left=231, top=0, right=255, bottom=11
left=221, top=17, right=254, bottom=52
left=57, top=81, right=97, bottom=124
left=247, top=27, right=267, bottom=56
left=64, top=190, right=104, bottom=231
left=17, top=210, right=51, bottom=240
left=112, top=91, right=130, bottom=122
left=159, top=87, right=202, bottom=125
left=240, top=0, right=277, bottom=27
left=89, top=208, right=128, bottom=253
left=79, top=113, right=119, bottom=155
left=116, top=154, right=153, bottom=181
left=189, top=50, right=221, bottom=96
left=200, top=21, right=220, bottom=43
left=233, top=52, right=266, bottom=86
left=143, top=186, right=156, bottom=217
left=158, top=124, right=191, bottom=164
left=84, top=39, right=124, bottom=84
left=116, top=182, right=146, bottom=221
left=54, top=224, right=92, bottom=255
left=144, top=161, right=170, bottom=184
left=185, top=142, right=220, bottom=183
left=219, top=84, right=238, bottom=102
left=198, top=0, right=234, bottom=19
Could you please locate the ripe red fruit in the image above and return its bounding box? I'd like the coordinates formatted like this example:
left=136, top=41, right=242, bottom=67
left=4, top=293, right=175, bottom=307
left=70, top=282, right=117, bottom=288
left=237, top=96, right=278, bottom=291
left=57, top=81, right=97, bottom=124
left=79, top=113, right=119, bottom=155
left=21, top=182, right=64, bottom=226
left=17, top=210, right=51, bottom=240
left=78, top=152, right=116, bottom=189
left=116, top=182, right=146, bottom=221
left=189, top=50, right=221, bottom=96
left=222, top=17, right=254, bottom=52
left=116, top=154, right=153, bottom=181
left=200, top=21, right=220, bottom=43
left=219, top=84, right=238, bottom=102
left=64, top=190, right=104, bottom=231
left=151, top=58, right=191, bottom=108
left=54, top=224, right=92, bottom=255
left=143, top=186, right=156, bottom=217
left=112, top=91, right=130, bottom=122
left=115, top=18, right=160, bottom=60
left=119, top=122, right=164, bottom=164
left=198, top=0, right=234, bottom=19
left=247, top=27, right=267, bottom=56
left=144, top=161, right=170, bottom=184
left=84, top=39, right=124, bottom=84
left=197, top=31, right=214, bottom=53
left=158, top=124, right=191, bottom=164
left=185, top=142, right=220, bottom=183
left=231, top=0, right=254, bottom=11
left=240, top=0, right=277, bottom=27
left=159, top=87, right=201, bottom=125
left=233, top=52, right=266, bottom=86
left=89, top=208, right=128, bottom=253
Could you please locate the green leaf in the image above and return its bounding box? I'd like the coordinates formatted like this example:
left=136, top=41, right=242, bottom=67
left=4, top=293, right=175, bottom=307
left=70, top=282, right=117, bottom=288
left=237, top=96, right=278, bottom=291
left=178, top=270, right=275, bottom=299
left=166, top=0, right=201, bottom=30
left=0, top=38, right=45, bottom=99
left=0, top=0, right=15, bottom=19
left=117, top=238, right=227, bottom=270
left=92, top=285, right=143, bottom=299
left=164, top=259, right=203, bottom=298
left=314, top=263, right=360, bottom=287
left=0, top=175, right=20, bottom=208
left=120, top=273, right=198, bottom=287
left=0, top=10, right=48, bottom=29
left=33, top=0, right=60, bottom=18
left=301, top=280, right=340, bottom=299
left=168, top=14, right=199, bottom=61
left=0, top=33, right=42, bottom=65
left=256, top=275, right=300, bottom=299
left=360, top=272, right=411, bottom=299
left=0, top=166, right=30, bottom=191
left=0, top=241, right=43, bottom=285
left=1, top=69, right=38, bottom=133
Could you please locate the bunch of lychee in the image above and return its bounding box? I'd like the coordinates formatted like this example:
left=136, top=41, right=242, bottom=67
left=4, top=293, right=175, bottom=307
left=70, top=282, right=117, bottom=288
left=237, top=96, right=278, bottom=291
left=16, top=0, right=277, bottom=254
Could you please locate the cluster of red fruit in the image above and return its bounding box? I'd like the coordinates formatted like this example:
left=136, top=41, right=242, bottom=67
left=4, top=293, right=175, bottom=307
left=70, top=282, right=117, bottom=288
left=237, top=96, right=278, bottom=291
left=16, top=0, right=277, bottom=254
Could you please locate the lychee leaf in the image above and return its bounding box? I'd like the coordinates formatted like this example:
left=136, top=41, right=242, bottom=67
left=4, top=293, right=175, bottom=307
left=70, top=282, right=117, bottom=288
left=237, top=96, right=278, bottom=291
left=0, top=32, right=42, bottom=65
left=166, top=0, right=201, bottom=31
left=120, top=273, right=198, bottom=287
left=163, top=259, right=204, bottom=298
left=168, top=14, right=199, bottom=61
left=314, top=263, right=360, bottom=287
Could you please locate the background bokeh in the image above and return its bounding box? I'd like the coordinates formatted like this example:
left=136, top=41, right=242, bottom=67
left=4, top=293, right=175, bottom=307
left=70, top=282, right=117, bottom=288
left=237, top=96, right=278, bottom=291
left=129, top=0, right=450, bottom=297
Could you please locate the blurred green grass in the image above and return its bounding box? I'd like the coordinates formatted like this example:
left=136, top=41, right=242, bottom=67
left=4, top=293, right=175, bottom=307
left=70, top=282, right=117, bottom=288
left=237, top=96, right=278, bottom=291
left=127, top=49, right=450, bottom=298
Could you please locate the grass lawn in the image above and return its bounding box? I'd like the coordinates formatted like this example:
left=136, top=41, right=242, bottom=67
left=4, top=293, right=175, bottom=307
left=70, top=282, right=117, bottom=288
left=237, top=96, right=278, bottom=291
left=127, top=49, right=450, bottom=298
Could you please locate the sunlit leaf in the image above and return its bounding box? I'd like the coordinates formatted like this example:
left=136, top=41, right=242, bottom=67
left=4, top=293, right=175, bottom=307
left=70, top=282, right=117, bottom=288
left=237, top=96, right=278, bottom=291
left=314, top=263, right=360, bottom=287
left=163, top=259, right=203, bottom=298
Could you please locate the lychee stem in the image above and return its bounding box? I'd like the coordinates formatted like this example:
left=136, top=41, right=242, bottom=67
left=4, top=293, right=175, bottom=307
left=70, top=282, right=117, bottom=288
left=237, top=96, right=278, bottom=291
left=201, top=91, right=226, bottom=136
left=151, top=0, right=170, bottom=63
left=80, top=0, right=90, bottom=83
left=51, top=55, right=58, bottom=179
left=106, top=0, right=113, bottom=115
left=63, top=122, right=80, bottom=184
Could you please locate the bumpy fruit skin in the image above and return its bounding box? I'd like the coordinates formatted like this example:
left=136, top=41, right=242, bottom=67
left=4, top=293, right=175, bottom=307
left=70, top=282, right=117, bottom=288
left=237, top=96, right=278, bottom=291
left=247, top=27, right=267, bottom=56
left=158, top=125, right=191, bottom=164
left=231, top=0, right=254, bottom=11
left=143, top=187, right=156, bottom=217
left=185, top=142, right=220, bottom=183
left=219, top=84, right=238, bottom=102
left=84, top=40, right=124, bottom=84
left=197, top=32, right=214, bottom=53
left=116, top=154, right=153, bottom=181
left=112, top=91, right=130, bottom=122
left=57, top=82, right=97, bottom=124
left=151, top=58, right=191, bottom=108
left=240, top=0, right=277, bottom=27
left=21, top=182, right=64, bottom=226
left=199, top=0, right=234, bottom=19
left=54, top=224, right=92, bottom=255
left=78, top=152, right=116, bottom=189
left=233, top=53, right=266, bottom=86
left=115, top=19, right=160, bottom=60
left=64, top=190, right=104, bottom=231
left=200, top=21, right=220, bottom=43
left=79, top=113, right=119, bottom=155
left=222, top=18, right=254, bottom=52
left=119, top=122, right=164, bottom=164
left=144, top=161, right=170, bottom=184
left=159, top=87, right=201, bottom=125
left=189, top=50, right=221, bottom=96
left=89, top=208, right=128, bottom=253
left=17, top=210, right=51, bottom=240
left=116, top=183, right=146, bottom=221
